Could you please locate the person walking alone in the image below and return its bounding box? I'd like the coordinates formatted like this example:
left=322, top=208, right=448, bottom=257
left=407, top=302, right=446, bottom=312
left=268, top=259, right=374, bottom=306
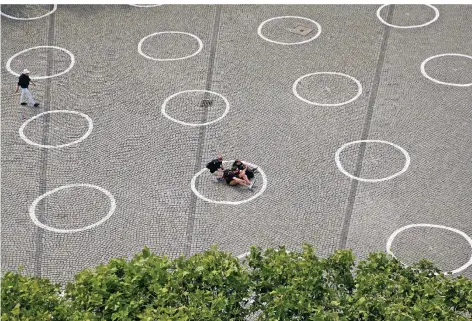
left=15, top=69, right=39, bottom=107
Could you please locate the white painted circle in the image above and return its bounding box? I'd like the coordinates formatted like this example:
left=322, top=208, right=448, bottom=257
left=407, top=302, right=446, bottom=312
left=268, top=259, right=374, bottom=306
left=376, top=4, right=439, bottom=29
left=335, top=140, right=410, bottom=182
left=6, top=46, right=75, bottom=80
left=0, top=4, right=57, bottom=20
left=257, top=16, right=321, bottom=45
left=19, top=110, right=93, bottom=149
left=293, top=72, right=362, bottom=106
left=237, top=248, right=291, bottom=260
left=29, top=184, right=116, bottom=234
left=138, top=31, right=203, bottom=61
left=386, top=224, right=472, bottom=275
left=191, top=160, right=267, bottom=205
left=237, top=252, right=250, bottom=260
left=161, top=89, right=230, bottom=127
left=420, top=53, right=472, bottom=87
left=129, top=4, right=162, bottom=7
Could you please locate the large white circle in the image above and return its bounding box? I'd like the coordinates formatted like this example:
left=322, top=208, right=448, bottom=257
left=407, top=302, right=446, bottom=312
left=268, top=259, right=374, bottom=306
left=257, top=16, right=321, bottom=45
left=138, top=31, right=203, bottom=61
left=6, top=46, right=75, bottom=79
left=19, top=110, right=93, bottom=149
left=335, top=140, right=410, bottom=183
left=129, top=4, right=162, bottom=7
left=29, top=184, right=116, bottom=234
left=293, top=72, right=362, bottom=107
left=420, top=53, right=472, bottom=87
left=386, top=224, right=472, bottom=275
left=191, top=160, right=267, bottom=205
left=0, top=4, right=57, bottom=20
left=376, top=4, right=439, bottom=29
left=161, top=89, right=230, bottom=127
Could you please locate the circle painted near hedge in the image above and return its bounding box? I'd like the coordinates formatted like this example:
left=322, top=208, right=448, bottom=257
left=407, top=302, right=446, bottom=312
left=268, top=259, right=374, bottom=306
left=29, top=184, right=116, bottom=233
left=0, top=4, right=57, bottom=20
left=293, top=72, right=362, bottom=106
left=335, top=140, right=410, bottom=182
left=6, top=46, right=75, bottom=79
left=138, top=31, right=203, bottom=61
left=386, top=224, right=472, bottom=275
left=257, top=16, right=321, bottom=45
left=420, top=53, right=472, bottom=87
left=191, top=160, right=267, bottom=205
left=376, top=4, right=439, bottom=29
left=19, top=110, right=93, bottom=149
left=161, top=89, right=230, bottom=127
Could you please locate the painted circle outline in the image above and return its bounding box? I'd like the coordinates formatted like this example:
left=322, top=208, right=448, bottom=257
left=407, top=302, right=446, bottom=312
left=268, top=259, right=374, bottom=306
left=335, top=140, right=410, bottom=182
left=29, top=183, right=116, bottom=234
left=6, top=46, right=75, bottom=79
left=0, top=4, right=57, bottom=20
left=376, top=4, right=439, bottom=29
left=191, top=160, right=267, bottom=205
left=257, top=16, right=321, bottom=45
left=386, top=224, right=472, bottom=275
left=293, top=72, right=362, bottom=107
left=161, top=89, right=230, bottom=127
left=19, top=110, right=93, bottom=149
left=129, top=4, right=162, bottom=7
left=420, top=53, right=472, bottom=87
left=138, top=31, right=203, bottom=61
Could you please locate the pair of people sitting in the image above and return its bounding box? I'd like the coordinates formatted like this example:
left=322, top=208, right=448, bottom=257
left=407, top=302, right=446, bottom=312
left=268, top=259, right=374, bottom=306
left=206, top=156, right=257, bottom=188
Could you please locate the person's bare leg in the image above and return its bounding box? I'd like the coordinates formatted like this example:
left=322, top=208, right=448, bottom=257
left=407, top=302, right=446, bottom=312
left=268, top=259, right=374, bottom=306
left=238, top=171, right=251, bottom=184
left=231, top=177, right=249, bottom=186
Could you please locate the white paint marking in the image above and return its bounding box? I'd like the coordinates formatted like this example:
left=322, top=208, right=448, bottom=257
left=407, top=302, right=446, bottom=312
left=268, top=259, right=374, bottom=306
left=376, top=4, right=439, bottom=29
left=161, top=89, right=229, bottom=127
left=19, top=110, right=93, bottom=149
left=420, top=53, right=472, bottom=87
left=257, top=16, right=321, bottom=45
left=6, top=46, right=75, bottom=80
left=237, top=252, right=250, bottom=260
left=191, top=160, right=267, bottom=205
left=29, top=184, right=116, bottom=234
left=293, top=72, right=362, bottom=107
left=138, top=31, right=203, bottom=61
left=129, top=4, right=162, bottom=7
left=0, top=4, right=57, bottom=20
left=386, top=224, right=472, bottom=275
left=335, top=140, right=410, bottom=182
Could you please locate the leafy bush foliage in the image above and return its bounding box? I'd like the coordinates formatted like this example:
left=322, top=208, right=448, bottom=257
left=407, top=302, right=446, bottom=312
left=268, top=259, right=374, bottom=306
left=2, top=245, right=472, bottom=320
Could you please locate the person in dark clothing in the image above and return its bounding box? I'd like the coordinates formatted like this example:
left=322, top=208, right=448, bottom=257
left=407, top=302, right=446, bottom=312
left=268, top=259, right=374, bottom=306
left=222, top=169, right=251, bottom=187
left=15, top=69, right=39, bottom=107
left=232, top=159, right=257, bottom=180
left=206, top=154, right=224, bottom=178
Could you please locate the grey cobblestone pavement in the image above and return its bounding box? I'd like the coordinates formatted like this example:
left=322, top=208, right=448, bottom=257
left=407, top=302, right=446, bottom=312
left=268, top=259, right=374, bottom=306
left=2, top=4, right=471, bottom=283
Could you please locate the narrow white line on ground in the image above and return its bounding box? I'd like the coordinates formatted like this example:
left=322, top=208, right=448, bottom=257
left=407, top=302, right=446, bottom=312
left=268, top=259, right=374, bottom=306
left=19, top=110, right=93, bottom=149
left=29, top=184, right=116, bottom=233
left=386, top=224, right=472, bottom=275
left=335, top=140, right=410, bottom=182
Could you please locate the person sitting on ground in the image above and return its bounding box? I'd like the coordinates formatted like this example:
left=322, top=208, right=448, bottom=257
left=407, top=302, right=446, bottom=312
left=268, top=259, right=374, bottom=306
left=206, top=154, right=224, bottom=178
left=222, top=169, right=251, bottom=187
left=232, top=159, right=257, bottom=180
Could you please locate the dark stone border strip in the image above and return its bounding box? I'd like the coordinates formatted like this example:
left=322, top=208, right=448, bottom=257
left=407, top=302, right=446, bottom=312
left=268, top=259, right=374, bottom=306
left=185, top=5, right=222, bottom=257
left=34, top=4, right=55, bottom=276
left=338, top=5, right=395, bottom=249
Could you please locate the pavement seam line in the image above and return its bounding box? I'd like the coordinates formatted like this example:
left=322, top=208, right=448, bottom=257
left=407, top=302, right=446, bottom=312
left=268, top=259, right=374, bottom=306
left=34, top=5, right=55, bottom=276
left=185, top=5, right=222, bottom=257
left=338, top=5, right=395, bottom=249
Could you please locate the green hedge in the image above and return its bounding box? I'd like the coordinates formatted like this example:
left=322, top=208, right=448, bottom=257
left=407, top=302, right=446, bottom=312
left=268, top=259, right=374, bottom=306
left=2, top=245, right=472, bottom=320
